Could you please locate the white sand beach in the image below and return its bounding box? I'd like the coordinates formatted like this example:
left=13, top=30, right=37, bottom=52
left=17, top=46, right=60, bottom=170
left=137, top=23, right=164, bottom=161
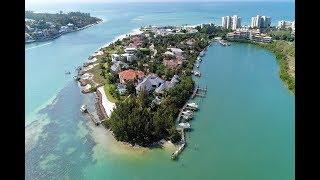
left=100, top=28, right=143, bottom=49
left=97, top=86, right=116, bottom=117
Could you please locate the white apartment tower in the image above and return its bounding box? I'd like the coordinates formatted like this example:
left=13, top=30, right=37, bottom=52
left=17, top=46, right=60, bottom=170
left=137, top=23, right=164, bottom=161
left=251, top=15, right=271, bottom=28
left=231, top=15, right=241, bottom=30
left=222, top=16, right=228, bottom=28
left=226, top=16, right=232, bottom=29
left=222, top=15, right=241, bottom=30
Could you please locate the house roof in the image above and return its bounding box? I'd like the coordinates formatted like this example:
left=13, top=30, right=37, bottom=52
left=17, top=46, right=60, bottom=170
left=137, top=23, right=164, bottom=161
left=119, top=69, right=145, bottom=81
left=136, top=74, right=165, bottom=92
left=169, top=48, right=183, bottom=53
left=155, top=75, right=179, bottom=94
left=163, top=59, right=183, bottom=69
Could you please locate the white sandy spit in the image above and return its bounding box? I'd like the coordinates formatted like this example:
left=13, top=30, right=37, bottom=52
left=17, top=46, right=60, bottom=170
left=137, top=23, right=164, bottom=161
left=97, top=86, right=116, bottom=117
left=99, top=28, right=143, bottom=50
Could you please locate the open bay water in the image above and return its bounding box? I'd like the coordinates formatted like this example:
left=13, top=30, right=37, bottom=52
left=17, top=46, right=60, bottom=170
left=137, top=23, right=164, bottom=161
left=26, top=2, right=294, bottom=180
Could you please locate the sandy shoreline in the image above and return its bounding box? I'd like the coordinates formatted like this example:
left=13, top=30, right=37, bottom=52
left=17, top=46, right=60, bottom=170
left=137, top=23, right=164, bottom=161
left=97, top=86, right=116, bottom=118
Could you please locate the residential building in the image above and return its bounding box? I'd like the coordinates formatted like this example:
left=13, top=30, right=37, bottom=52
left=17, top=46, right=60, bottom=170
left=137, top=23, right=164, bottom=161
left=163, top=58, right=183, bottom=69
left=251, top=15, right=260, bottom=28
left=168, top=48, right=183, bottom=57
left=222, top=15, right=241, bottom=30
left=226, top=30, right=250, bottom=40
left=226, top=16, right=232, bottom=29
left=291, top=21, right=295, bottom=32
left=251, top=15, right=271, bottom=28
left=128, top=35, right=142, bottom=48
left=110, top=61, right=129, bottom=73
left=117, top=83, right=127, bottom=95
left=111, top=54, right=120, bottom=62
left=155, top=75, right=180, bottom=94
left=186, top=38, right=196, bottom=46
left=262, top=16, right=271, bottom=28
left=164, top=51, right=175, bottom=57
left=124, top=47, right=137, bottom=54
left=221, top=16, right=228, bottom=29
left=262, top=36, right=272, bottom=43
left=277, top=20, right=294, bottom=29
left=121, top=53, right=136, bottom=62
left=221, top=16, right=232, bottom=29
left=118, top=69, right=145, bottom=84
left=136, top=74, right=165, bottom=93
left=231, top=15, right=241, bottom=30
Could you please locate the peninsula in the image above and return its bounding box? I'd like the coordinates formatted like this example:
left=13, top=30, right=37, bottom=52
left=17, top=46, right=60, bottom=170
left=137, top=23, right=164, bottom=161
left=25, top=11, right=102, bottom=43
left=76, top=24, right=229, bottom=149
left=76, top=21, right=295, bottom=157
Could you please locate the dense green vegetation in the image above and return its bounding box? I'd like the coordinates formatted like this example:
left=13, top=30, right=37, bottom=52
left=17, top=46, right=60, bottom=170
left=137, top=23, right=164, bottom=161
left=195, top=23, right=232, bottom=39
left=104, top=76, right=194, bottom=146
left=267, top=29, right=294, bottom=42
left=25, top=11, right=101, bottom=29
left=253, top=40, right=295, bottom=93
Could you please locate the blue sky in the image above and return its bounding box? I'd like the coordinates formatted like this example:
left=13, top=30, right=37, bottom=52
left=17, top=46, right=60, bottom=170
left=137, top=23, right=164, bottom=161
left=26, top=0, right=293, bottom=5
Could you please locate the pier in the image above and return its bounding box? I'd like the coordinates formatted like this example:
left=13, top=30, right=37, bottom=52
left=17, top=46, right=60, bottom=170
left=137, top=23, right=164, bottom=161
left=191, top=84, right=208, bottom=99
left=171, top=84, right=207, bottom=160
left=171, top=129, right=186, bottom=160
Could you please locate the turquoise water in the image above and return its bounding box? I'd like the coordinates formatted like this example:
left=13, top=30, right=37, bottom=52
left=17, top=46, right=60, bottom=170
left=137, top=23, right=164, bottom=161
left=26, top=2, right=294, bottom=180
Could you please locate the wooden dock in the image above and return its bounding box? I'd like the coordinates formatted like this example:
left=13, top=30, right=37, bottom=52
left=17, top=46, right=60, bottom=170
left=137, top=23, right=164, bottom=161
left=171, top=84, right=208, bottom=160
left=191, top=84, right=207, bottom=99
left=171, top=129, right=186, bottom=160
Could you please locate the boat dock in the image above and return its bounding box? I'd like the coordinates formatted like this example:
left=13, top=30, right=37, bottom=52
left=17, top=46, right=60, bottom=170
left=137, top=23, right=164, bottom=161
left=171, top=84, right=208, bottom=160
left=191, top=84, right=208, bottom=99
left=171, top=129, right=186, bottom=160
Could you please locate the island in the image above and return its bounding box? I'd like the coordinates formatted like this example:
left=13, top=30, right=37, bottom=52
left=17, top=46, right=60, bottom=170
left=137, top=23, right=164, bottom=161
left=75, top=24, right=229, bottom=151
left=25, top=11, right=102, bottom=43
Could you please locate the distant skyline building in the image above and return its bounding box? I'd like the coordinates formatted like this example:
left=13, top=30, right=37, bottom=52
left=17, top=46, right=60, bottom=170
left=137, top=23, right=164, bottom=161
left=226, top=16, right=232, bottom=29
left=251, top=15, right=271, bottom=28
left=277, top=20, right=294, bottom=29
left=221, top=15, right=241, bottom=30
left=231, top=15, right=241, bottom=30
left=221, top=16, right=228, bottom=28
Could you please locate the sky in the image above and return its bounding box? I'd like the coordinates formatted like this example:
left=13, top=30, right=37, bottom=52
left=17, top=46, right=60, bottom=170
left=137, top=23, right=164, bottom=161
left=26, top=0, right=292, bottom=5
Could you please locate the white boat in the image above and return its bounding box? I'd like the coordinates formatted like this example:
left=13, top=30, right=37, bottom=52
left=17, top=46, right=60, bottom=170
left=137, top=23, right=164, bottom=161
left=80, top=105, right=88, bottom=113
left=193, top=71, right=201, bottom=77
left=181, top=114, right=192, bottom=120
left=182, top=110, right=193, bottom=115
left=179, top=122, right=191, bottom=129
left=187, top=102, right=198, bottom=109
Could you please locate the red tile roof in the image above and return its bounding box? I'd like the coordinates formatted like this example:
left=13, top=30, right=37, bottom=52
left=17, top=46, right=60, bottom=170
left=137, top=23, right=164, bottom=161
left=163, top=58, right=182, bottom=69
left=118, top=69, right=145, bottom=82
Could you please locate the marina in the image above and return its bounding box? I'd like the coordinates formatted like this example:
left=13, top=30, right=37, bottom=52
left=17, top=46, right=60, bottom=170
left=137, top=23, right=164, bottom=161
left=171, top=83, right=207, bottom=160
